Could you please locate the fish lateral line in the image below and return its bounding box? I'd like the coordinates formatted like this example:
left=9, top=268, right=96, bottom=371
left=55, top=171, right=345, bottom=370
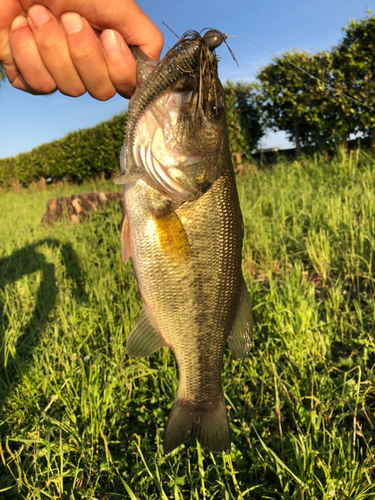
left=226, top=34, right=375, bottom=113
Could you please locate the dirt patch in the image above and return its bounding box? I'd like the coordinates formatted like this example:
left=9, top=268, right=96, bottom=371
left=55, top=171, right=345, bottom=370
left=41, top=191, right=123, bottom=225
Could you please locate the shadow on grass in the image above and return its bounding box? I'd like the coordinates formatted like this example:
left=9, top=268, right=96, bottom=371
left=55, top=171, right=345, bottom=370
left=0, top=238, right=87, bottom=413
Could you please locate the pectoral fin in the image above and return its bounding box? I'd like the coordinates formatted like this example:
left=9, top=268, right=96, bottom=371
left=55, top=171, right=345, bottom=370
left=228, top=278, right=253, bottom=359
left=152, top=205, right=191, bottom=264
left=127, top=306, right=166, bottom=357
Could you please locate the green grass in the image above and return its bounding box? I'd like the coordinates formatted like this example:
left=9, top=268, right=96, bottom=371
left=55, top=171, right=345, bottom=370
left=0, top=150, right=374, bottom=499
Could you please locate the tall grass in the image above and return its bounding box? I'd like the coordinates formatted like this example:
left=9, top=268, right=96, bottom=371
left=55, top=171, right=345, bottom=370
left=0, top=150, right=374, bottom=499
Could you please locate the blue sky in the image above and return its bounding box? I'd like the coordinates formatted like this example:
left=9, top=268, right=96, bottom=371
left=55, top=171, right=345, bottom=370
left=0, top=0, right=372, bottom=159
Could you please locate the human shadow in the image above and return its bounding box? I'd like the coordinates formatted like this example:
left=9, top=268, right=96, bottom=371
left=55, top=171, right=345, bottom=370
left=0, top=238, right=87, bottom=413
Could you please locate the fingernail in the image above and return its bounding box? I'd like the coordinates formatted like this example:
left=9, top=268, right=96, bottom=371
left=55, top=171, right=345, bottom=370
left=61, top=12, right=83, bottom=34
left=102, top=30, right=123, bottom=56
left=28, top=5, right=50, bottom=27
left=11, top=15, right=28, bottom=30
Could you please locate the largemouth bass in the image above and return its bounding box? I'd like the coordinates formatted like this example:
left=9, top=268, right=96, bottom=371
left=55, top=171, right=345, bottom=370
left=115, top=30, right=252, bottom=454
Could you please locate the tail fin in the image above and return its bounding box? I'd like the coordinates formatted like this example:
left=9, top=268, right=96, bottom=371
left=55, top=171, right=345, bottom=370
left=163, top=395, right=231, bottom=454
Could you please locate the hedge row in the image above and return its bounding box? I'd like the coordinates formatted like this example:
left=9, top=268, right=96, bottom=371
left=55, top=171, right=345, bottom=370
left=0, top=112, right=127, bottom=187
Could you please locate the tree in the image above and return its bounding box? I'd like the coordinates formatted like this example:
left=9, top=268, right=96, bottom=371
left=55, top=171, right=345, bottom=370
left=224, top=81, right=264, bottom=166
left=287, top=51, right=334, bottom=153
left=255, top=50, right=321, bottom=157
left=297, top=51, right=355, bottom=152
left=255, top=48, right=360, bottom=155
left=333, top=9, right=375, bottom=148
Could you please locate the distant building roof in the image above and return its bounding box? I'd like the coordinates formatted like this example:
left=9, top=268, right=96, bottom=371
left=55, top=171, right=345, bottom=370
left=260, top=147, right=279, bottom=153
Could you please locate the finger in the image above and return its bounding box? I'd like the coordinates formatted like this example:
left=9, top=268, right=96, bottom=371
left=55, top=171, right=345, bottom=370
left=27, top=4, right=85, bottom=97
left=0, top=2, right=24, bottom=86
left=5, top=16, right=27, bottom=90
left=21, top=0, right=164, bottom=61
left=100, top=29, right=136, bottom=98
left=9, top=14, right=56, bottom=93
left=61, top=12, right=116, bottom=101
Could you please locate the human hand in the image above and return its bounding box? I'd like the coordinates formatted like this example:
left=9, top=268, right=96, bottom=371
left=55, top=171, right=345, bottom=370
left=1, top=0, right=163, bottom=99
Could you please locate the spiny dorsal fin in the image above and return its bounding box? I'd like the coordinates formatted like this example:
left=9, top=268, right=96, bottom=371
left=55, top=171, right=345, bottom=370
left=126, top=305, right=166, bottom=357
left=228, top=278, right=253, bottom=360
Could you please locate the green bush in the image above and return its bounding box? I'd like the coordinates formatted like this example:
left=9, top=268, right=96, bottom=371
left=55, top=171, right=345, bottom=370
left=0, top=112, right=127, bottom=187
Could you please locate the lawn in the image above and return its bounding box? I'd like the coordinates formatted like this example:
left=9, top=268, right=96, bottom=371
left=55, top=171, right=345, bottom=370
left=0, top=150, right=374, bottom=499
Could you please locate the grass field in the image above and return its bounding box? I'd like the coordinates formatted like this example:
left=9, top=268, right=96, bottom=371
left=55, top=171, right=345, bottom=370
left=0, top=150, right=374, bottom=499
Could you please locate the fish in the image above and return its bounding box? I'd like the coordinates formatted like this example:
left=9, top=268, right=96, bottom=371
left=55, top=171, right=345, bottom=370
left=115, top=30, right=252, bottom=454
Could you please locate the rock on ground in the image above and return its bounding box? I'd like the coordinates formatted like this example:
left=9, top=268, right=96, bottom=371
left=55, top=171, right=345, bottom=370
left=41, top=191, right=123, bottom=225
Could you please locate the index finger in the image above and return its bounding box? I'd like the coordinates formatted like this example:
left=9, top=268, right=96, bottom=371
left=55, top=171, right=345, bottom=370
left=20, top=0, right=164, bottom=61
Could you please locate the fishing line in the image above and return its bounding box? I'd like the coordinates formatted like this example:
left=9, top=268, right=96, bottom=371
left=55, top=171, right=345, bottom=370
left=226, top=34, right=375, bottom=113
left=162, top=21, right=179, bottom=39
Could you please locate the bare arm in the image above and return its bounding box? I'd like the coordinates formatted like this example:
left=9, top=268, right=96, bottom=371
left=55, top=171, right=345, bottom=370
left=1, top=0, right=163, bottom=99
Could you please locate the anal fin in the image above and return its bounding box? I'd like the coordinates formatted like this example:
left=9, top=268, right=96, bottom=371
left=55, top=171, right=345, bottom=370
left=228, top=278, right=253, bottom=360
left=127, top=306, right=166, bottom=357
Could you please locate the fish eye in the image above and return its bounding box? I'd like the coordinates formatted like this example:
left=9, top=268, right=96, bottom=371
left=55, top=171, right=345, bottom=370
left=207, top=100, right=224, bottom=120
